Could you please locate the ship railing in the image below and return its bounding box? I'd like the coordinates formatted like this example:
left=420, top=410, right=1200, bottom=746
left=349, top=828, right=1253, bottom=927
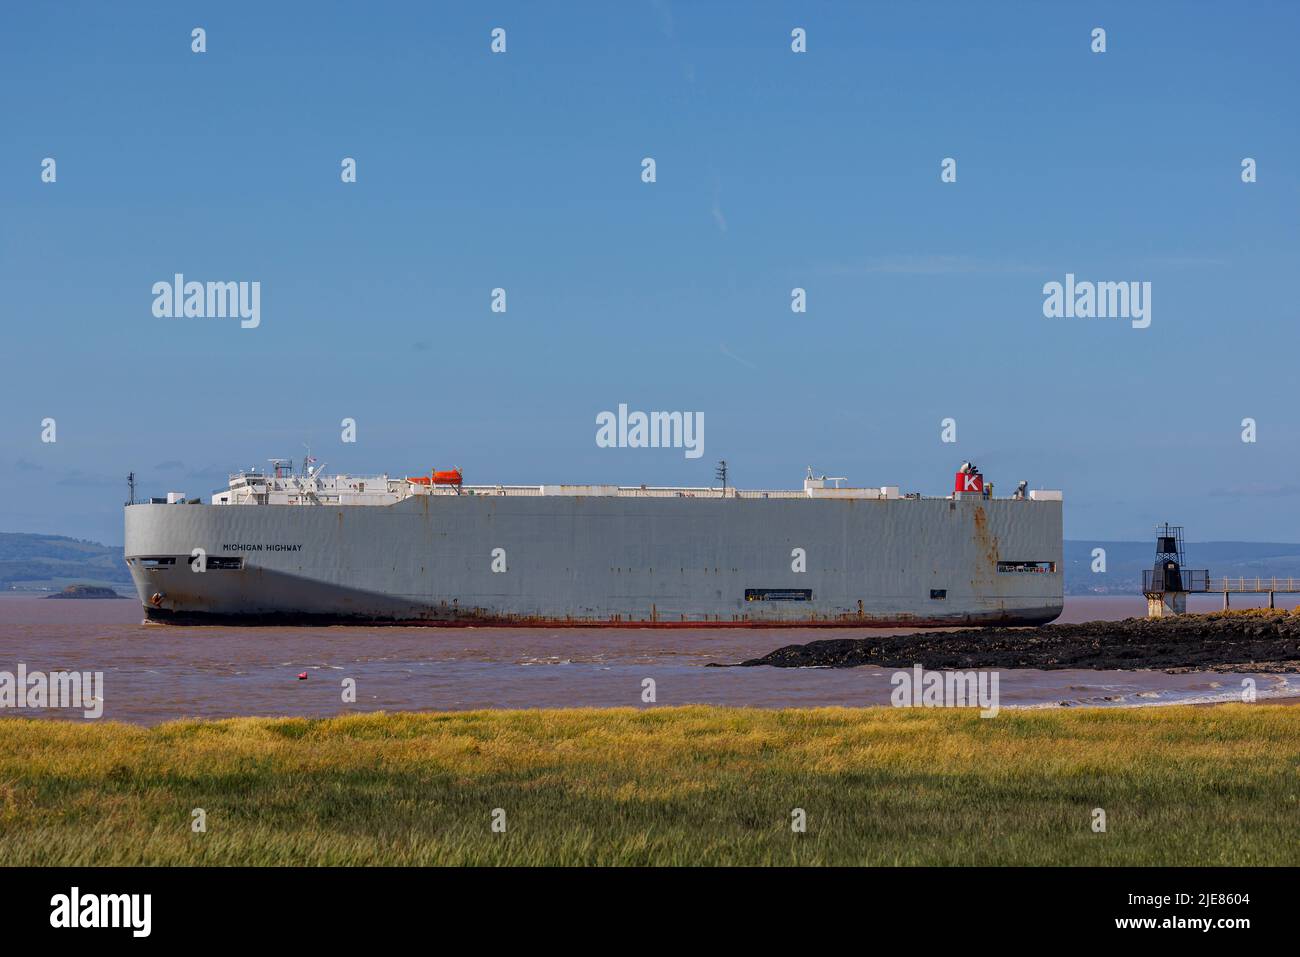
left=422, top=485, right=546, bottom=496
left=228, top=477, right=1042, bottom=502
left=412, top=485, right=990, bottom=500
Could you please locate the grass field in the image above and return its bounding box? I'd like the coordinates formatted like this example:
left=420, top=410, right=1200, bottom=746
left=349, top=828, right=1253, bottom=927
left=1, top=705, right=1297, bottom=865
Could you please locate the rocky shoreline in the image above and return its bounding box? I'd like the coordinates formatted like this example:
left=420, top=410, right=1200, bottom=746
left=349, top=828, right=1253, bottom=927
left=727, top=613, right=1300, bottom=673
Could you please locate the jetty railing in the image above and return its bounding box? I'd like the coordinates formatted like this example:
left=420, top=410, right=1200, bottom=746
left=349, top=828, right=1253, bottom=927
left=1205, top=577, right=1300, bottom=594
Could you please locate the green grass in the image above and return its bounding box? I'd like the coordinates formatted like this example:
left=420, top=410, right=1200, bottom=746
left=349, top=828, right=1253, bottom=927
left=1, top=705, right=1297, bottom=865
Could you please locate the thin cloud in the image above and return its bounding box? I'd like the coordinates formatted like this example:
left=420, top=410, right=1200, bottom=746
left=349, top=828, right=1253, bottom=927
left=649, top=0, right=695, bottom=83
left=650, top=0, right=674, bottom=39
left=1142, top=255, right=1230, bottom=269
left=820, top=255, right=1043, bottom=276
left=1209, top=483, right=1300, bottom=499
left=720, top=343, right=758, bottom=369
left=185, top=464, right=225, bottom=480
left=56, top=470, right=122, bottom=488
left=710, top=199, right=727, bottom=233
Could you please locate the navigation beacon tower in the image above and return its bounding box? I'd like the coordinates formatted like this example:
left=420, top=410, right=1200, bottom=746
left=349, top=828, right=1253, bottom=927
left=1144, top=523, right=1187, bottom=617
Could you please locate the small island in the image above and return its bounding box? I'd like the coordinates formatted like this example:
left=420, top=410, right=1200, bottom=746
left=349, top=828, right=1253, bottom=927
left=43, top=584, right=129, bottom=600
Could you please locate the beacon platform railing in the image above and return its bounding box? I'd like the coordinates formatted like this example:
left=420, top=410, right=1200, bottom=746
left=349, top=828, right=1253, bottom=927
left=1142, top=569, right=1209, bottom=592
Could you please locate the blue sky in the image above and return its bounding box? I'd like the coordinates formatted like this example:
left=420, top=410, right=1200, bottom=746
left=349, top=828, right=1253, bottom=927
left=2, top=1, right=1297, bottom=545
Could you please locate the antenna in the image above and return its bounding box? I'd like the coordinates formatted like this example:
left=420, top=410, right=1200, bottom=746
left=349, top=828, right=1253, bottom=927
left=126, top=472, right=136, bottom=506
left=715, top=460, right=728, bottom=495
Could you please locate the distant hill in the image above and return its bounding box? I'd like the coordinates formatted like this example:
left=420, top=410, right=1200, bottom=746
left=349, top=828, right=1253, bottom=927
left=3, top=532, right=1300, bottom=600
left=0, top=533, right=132, bottom=595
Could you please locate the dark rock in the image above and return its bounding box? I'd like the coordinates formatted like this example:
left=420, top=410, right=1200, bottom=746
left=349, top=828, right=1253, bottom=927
left=730, top=614, right=1300, bottom=673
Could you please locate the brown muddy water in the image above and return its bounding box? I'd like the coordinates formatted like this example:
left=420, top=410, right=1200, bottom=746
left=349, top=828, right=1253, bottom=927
left=1, top=595, right=1295, bottom=724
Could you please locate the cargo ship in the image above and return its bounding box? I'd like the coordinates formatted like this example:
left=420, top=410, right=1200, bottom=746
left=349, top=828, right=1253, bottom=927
left=124, top=461, right=1063, bottom=627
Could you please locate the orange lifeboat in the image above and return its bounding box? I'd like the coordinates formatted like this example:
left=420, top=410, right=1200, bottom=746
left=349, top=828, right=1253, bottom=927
left=406, top=468, right=463, bottom=486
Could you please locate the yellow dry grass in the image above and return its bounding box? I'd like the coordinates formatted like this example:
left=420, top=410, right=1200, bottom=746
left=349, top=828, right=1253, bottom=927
left=0, top=705, right=1296, bottom=865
